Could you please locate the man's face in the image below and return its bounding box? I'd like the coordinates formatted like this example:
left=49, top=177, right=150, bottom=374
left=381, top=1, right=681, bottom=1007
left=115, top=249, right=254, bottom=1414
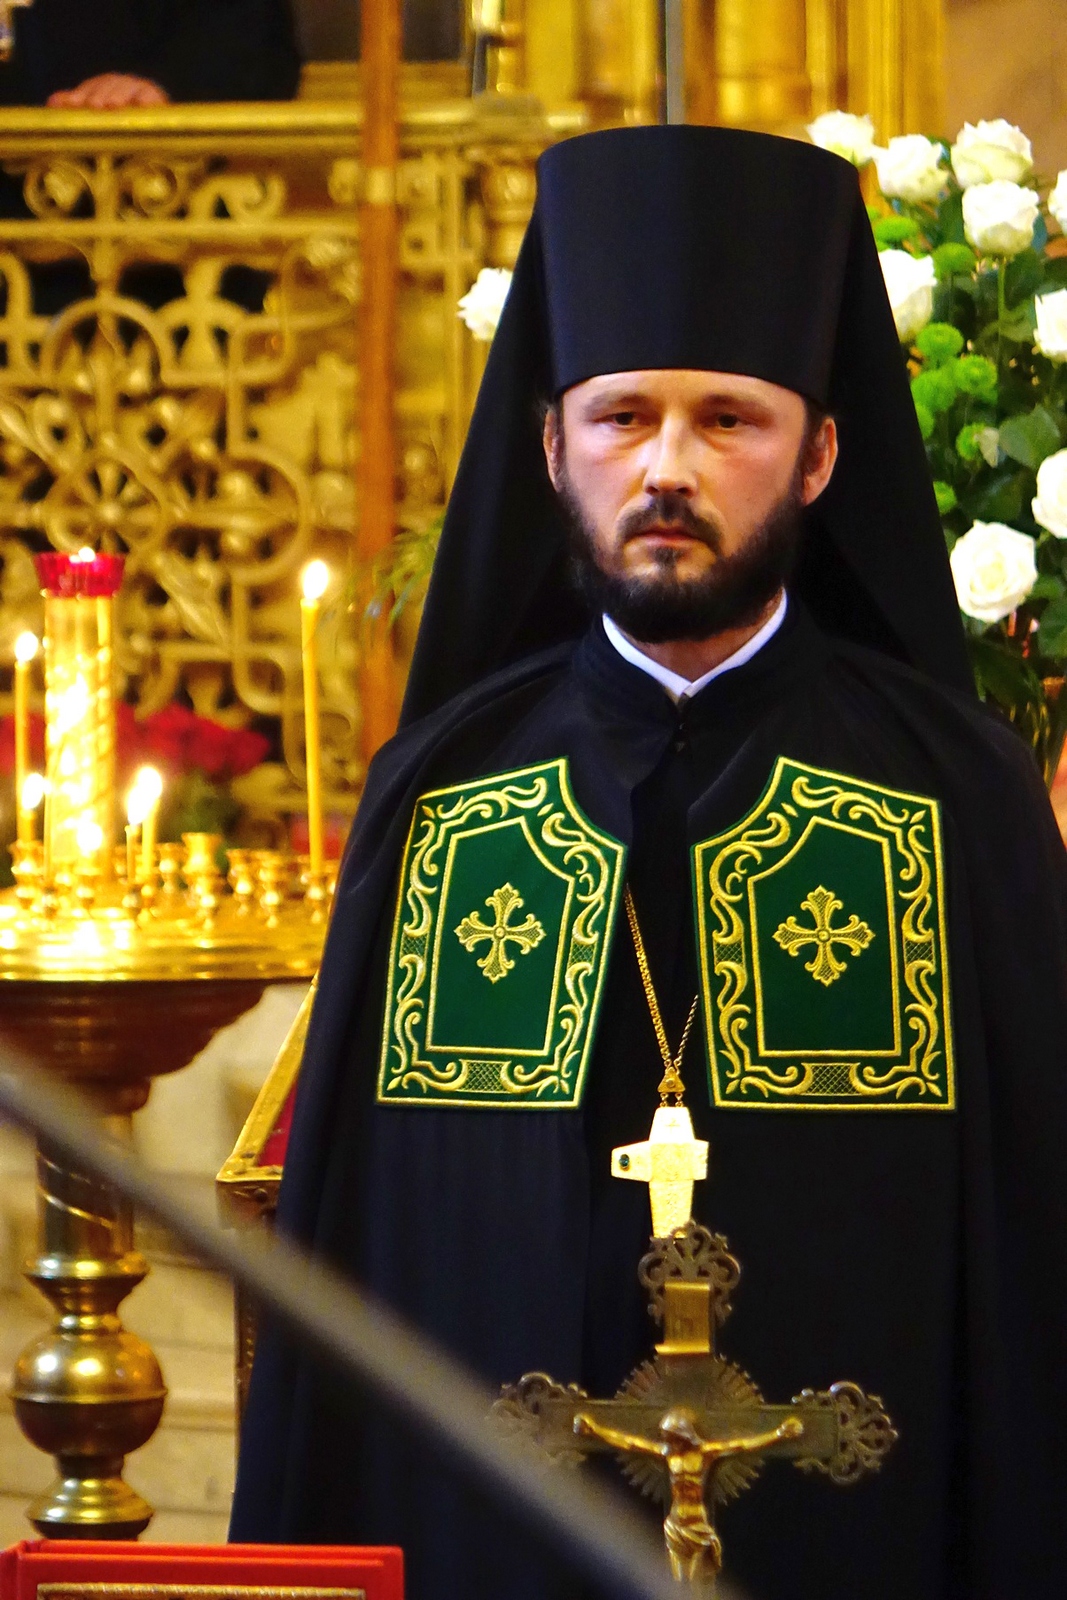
left=543, top=369, right=838, bottom=642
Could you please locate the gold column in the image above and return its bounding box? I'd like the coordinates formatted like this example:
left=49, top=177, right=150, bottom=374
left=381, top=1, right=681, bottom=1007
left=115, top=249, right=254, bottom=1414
left=845, top=0, right=944, bottom=139
left=575, top=0, right=658, bottom=125
left=686, top=0, right=812, bottom=131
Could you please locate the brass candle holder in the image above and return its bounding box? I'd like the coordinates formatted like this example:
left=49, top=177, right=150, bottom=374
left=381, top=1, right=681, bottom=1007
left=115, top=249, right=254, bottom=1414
left=0, top=551, right=337, bottom=1539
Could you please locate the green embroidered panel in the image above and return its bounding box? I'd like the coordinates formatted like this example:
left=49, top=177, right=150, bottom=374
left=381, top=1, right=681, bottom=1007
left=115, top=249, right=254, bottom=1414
left=377, top=759, right=626, bottom=1108
left=692, top=758, right=956, bottom=1111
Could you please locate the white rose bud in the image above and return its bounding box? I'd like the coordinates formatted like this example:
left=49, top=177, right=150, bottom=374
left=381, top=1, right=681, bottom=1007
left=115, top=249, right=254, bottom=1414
left=950, top=521, right=1037, bottom=623
left=950, top=119, right=1033, bottom=188
left=806, top=111, right=876, bottom=167
left=457, top=267, right=513, bottom=342
left=1048, top=170, right=1067, bottom=235
left=1035, top=289, right=1067, bottom=363
left=1032, top=449, right=1067, bottom=538
left=873, top=135, right=947, bottom=204
left=878, top=249, right=937, bottom=342
left=962, top=180, right=1038, bottom=257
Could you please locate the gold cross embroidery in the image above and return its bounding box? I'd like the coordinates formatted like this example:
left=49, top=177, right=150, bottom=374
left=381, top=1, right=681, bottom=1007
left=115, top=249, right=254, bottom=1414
left=772, top=884, right=874, bottom=988
left=455, top=882, right=546, bottom=984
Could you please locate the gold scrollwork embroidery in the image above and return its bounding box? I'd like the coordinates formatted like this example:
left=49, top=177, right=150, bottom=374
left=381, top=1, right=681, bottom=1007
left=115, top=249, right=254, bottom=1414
left=378, top=759, right=625, bottom=1108
left=693, top=758, right=955, bottom=1111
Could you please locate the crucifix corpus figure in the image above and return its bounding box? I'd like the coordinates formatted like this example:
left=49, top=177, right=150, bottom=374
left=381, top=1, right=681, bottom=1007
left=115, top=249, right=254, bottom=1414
left=574, top=1406, right=803, bottom=1583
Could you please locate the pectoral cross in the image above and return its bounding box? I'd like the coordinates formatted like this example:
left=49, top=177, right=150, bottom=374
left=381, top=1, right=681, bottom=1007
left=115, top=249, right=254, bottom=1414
left=0, top=0, right=31, bottom=64
left=496, top=1103, right=897, bottom=1588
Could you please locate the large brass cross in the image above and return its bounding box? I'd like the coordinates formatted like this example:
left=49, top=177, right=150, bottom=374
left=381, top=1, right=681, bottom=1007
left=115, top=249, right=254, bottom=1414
left=454, top=882, right=545, bottom=984
left=0, top=0, right=31, bottom=63
left=495, top=1106, right=896, bottom=1588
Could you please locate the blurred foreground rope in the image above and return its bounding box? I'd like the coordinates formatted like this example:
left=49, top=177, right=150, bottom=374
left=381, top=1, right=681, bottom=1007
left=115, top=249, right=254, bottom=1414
left=0, top=1054, right=751, bottom=1600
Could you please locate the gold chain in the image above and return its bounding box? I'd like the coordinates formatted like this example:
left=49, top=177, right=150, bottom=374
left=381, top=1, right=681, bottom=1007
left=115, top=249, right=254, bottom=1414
left=624, top=886, right=700, bottom=1104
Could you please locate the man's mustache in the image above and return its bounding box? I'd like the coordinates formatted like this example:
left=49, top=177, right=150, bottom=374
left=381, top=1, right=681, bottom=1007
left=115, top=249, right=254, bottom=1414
left=618, top=492, right=724, bottom=553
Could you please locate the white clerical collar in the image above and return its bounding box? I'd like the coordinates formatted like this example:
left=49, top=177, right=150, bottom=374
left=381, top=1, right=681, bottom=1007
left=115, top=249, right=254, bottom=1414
left=602, top=592, right=788, bottom=703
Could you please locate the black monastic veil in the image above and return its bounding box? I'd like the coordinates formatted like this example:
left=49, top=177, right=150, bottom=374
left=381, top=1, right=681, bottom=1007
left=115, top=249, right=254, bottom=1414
left=232, top=128, right=1067, bottom=1600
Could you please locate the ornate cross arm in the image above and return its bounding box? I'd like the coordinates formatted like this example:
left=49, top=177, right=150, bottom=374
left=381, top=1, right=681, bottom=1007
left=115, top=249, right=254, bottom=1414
left=492, top=1374, right=894, bottom=1485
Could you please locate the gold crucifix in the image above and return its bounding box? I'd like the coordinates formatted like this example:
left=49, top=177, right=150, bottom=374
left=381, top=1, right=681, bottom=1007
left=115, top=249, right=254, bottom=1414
left=454, top=882, right=545, bottom=983
left=773, top=884, right=874, bottom=987
left=496, top=1079, right=897, bottom=1586
left=0, top=0, right=31, bottom=63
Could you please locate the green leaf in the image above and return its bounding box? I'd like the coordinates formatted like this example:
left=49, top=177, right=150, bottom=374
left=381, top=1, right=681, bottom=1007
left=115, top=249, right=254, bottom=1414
left=998, top=406, right=1061, bottom=470
left=970, top=469, right=1025, bottom=523
left=1038, top=596, right=1067, bottom=658
left=998, top=305, right=1037, bottom=342
left=1005, top=249, right=1044, bottom=307
left=874, top=215, right=921, bottom=248
left=1030, top=573, right=1066, bottom=601
left=967, top=632, right=1038, bottom=709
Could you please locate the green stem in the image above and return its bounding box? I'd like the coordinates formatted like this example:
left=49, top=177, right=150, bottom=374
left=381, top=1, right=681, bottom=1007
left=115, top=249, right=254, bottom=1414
left=996, top=259, right=1007, bottom=382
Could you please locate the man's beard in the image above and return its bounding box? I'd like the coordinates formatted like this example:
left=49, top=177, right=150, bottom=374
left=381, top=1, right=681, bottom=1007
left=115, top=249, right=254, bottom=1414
left=558, top=476, right=804, bottom=645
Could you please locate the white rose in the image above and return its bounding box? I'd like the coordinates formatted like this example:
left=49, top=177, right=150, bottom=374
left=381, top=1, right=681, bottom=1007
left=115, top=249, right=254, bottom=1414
left=1032, top=449, right=1067, bottom=538
left=878, top=249, right=937, bottom=342
left=873, top=135, right=947, bottom=204
left=1048, top=170, right=1067, bottom=234
left=950, top=521, right=1037, bottom=623
left=950, top=119, right=1033, bottom=187
left=1035, top=289, right=1067, bottom=362
left=457, top=267, right=513, bottom=342
left=962, top=180, right=1038, bottom=256
left=806, top=111, right=876, bottom=167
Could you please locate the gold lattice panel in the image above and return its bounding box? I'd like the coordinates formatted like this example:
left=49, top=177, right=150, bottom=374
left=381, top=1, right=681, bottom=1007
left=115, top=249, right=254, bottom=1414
left=0, top=101, right=569, bottom=822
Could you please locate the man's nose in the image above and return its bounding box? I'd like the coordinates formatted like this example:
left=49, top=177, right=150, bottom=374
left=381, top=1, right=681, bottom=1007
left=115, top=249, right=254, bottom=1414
left=642, top=421, right=698, bottom=496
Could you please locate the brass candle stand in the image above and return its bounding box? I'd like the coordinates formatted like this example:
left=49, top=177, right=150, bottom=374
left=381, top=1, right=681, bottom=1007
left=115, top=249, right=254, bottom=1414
left=0, top=834, right=332, bottom=1538
left=0, top=551, right=334, bottom=1538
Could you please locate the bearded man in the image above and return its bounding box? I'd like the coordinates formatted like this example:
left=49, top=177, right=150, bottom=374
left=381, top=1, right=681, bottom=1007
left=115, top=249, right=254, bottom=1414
left=231, top=127, right=1067, bottom=1600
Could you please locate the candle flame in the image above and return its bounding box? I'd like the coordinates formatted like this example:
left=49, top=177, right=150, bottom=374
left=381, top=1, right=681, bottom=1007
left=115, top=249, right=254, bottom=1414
left=127, top=765, right=163, bottom=825
left=20, top=773, right=46, bottom=811
left=75, top=817, right=104, bottom=857
left=14, top=631, right=38, bottom=664
left=302, top=560, right=329, bottom=603
left=72, top=547, right=97, bottom=563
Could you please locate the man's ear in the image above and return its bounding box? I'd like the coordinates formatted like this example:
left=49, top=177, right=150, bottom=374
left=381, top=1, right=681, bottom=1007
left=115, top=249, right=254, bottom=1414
left=800, top=416, right=838, bottom=507
left=543, top=403, right=562, bottom=491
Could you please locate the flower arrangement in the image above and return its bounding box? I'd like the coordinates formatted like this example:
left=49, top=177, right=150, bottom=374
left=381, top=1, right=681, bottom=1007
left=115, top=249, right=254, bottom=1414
left=0, top=700, right=269, bottom=844
left=809, top=111, right=1067, bottom=784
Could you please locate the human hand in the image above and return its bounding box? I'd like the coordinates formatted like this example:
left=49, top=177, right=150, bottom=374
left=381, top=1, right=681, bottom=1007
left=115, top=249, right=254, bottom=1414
left=47, top=75, right=170, bottom=110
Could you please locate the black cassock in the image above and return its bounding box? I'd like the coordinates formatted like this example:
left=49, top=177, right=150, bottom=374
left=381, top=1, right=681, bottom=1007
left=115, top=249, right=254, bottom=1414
left=0, top=0, right=300, bottom=104
left=232, top=601, right=1067, bottom=1600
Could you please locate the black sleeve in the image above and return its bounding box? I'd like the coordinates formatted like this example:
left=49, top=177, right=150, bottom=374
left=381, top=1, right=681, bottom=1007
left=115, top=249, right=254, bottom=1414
left=147, top=0, right=303, bottom=102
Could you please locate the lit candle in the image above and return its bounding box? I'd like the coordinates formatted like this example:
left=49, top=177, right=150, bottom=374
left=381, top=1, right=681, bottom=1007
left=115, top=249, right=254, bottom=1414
left=13, top=631, right=38, bottom=844
left=131, top=766, right=163, bottom=884
left=20, top=772, right=45, bottom=844
left=301, top=561, right=329, bottom=878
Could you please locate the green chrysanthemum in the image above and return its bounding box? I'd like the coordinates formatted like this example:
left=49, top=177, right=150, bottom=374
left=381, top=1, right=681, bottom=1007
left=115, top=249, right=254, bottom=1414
left=911, top=367, right=958, bottom=415
left=916, top=323, right=965, bottom=366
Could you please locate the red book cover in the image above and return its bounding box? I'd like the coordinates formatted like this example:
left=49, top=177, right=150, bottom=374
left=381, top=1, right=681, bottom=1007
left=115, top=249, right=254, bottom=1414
left=0, top=1542, right=403, bottom=1600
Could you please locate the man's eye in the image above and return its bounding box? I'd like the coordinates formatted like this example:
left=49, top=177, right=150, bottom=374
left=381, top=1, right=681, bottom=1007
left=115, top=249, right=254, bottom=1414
left=609, top=411, right=637, bottom=426
left=716, top=413, right=741, bottom=430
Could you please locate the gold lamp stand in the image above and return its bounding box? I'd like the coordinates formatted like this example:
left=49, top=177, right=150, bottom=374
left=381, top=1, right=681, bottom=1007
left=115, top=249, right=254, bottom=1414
left=0, top=551, right=330, bottom=1537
